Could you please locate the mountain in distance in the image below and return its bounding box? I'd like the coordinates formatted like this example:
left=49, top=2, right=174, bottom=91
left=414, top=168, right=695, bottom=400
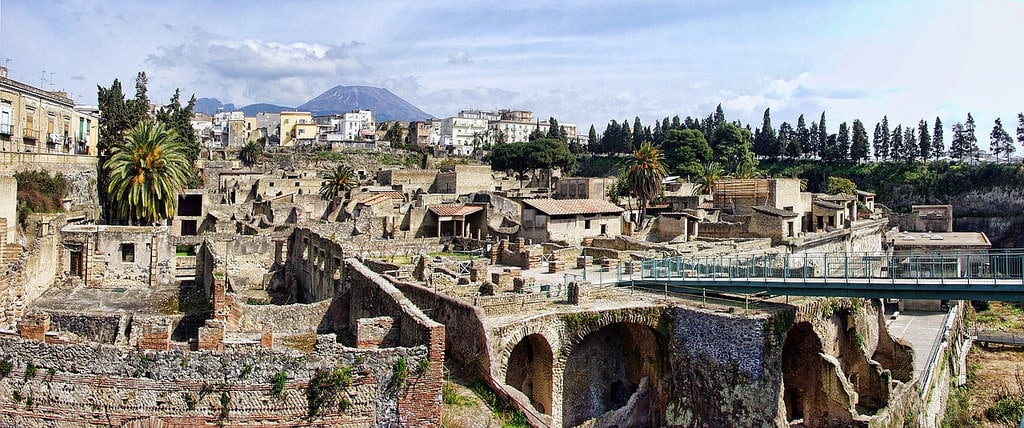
left=239, top=103, right=294, bottom=116
left=193, top=98, right=293, bottom=116
left=193, top=98, right=233, bottom=115
left=297, top=85, right=433, bottom=122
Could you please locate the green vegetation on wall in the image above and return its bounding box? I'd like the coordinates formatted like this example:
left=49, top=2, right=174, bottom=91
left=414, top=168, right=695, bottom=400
left=14, top=170, right=68, bottom=225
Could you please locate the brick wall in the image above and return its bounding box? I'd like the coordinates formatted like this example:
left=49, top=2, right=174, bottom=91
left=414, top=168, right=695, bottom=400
left=346, top=259, right=444, bottom=427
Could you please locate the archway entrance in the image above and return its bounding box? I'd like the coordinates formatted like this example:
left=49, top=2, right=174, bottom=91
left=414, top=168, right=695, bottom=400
left=505, top=333, right=553, bottom=414
left=561, top=322, right=666, bottom=427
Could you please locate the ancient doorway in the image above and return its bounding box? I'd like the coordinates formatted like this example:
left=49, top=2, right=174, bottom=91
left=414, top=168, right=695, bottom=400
left=505, top=333, right=553, bottom=414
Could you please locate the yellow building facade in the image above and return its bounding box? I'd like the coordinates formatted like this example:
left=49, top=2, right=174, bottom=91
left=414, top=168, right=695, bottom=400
left=0, top=67, right=97, bottom=156
left=279, top=111, right=313, bottom=147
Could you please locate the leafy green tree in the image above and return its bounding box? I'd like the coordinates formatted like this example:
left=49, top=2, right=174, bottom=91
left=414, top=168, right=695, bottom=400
left=990, top=118, right=1014, bottom=163
left=319, top=165, right=357, bottom=201
left=490, top=141, right=531, bottom=186
left=711, top=123, right=755, bottom=174
left=932, top=117, right=945, bottom=160
left=528, top=122, right=545, bottom=141
left=824, top=176, right=857, bottom=195
left=239, top=140, right=263, bottom=166
left=918, top=120, right=931, bottom=162
left=964, top=113, right=978, bottom=160
left=694, top=161, right=726, bottom=195
left=529, top=138, right=576, bottom=189
left=626, top=142, right=667, bottom=227
left=752, top=108, right=779, bottom=159
left=850, top=120, right=869, bottom=162
left=662, top=129, right=712, bottom=178
left=104, top=121, right=193, bottom=225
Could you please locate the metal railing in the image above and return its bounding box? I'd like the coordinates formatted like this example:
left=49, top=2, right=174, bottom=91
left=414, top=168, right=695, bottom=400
left=638, top=250, right=1024, bottom=282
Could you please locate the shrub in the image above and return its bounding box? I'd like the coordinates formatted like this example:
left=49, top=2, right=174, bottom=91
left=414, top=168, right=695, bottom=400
left=14, top=170, right=68, bottom=225
left=985, top=394, right=1024, bottom=424
left=271, top=371, right=288, bottom=398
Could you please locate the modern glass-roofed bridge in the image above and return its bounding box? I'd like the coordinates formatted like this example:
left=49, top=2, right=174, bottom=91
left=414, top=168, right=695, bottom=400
left=619, top=250, right=1024, bottom=301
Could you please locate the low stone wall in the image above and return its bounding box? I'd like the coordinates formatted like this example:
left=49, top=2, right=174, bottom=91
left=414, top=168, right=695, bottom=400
left=0, top=333, right=428, bottom=427
left=235, top=299, right=332, bottom=333
left=46, top=311, right=129, bottom=345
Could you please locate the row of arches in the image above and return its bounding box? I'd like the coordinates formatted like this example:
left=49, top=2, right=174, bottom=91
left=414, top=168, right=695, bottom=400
left=503, top=322, right=667, bottom=427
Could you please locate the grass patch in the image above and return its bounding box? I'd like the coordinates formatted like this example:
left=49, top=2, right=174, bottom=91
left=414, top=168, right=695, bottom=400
left=985, top=394, right=1024, bottom=424
left=443, top=381, right=473, bottom=407
left=467, top=381, right=529, bottom=428
left=280, top=334, right=317, bottom=352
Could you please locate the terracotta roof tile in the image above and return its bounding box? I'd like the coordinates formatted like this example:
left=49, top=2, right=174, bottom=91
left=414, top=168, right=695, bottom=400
left=429, top=204, right=483, bottom=216
left=814, top=200, right=845, bottom=210
left=521, top=198, right=624, bottom=216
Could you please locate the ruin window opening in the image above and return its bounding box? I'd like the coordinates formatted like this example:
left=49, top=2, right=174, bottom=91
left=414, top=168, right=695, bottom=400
left=121, top=243, right=135, bottom=263
left=180, top=220, right=198, bottom=236
left=177, top=194, right=203, bottom=217
left=584, top=219, right=592, bottom=229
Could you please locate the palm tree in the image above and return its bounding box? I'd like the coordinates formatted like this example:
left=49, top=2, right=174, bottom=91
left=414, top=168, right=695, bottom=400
left=320, top=165, right=357, bottom=201
left=694, top=161, right=725, bottom=196
left=626, top=142, right=667, bottom=228
left=104, top=120, right=194, bottom=225
left=239, top=140, right=263, bottom=166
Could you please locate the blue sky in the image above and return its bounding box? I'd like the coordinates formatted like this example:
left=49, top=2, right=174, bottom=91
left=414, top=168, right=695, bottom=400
left=2, top=0, right=1023, bottom=140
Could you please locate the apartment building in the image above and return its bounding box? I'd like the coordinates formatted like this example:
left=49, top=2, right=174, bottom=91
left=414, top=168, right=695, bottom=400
left=279, top=111, right=313, bottom=146
left=0, top=66, right=97, bottom=155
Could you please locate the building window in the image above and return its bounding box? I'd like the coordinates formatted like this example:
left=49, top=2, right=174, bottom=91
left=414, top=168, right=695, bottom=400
left=121, top=243, right=135, bottom=262
left=585, top=219, right=592, bottom=229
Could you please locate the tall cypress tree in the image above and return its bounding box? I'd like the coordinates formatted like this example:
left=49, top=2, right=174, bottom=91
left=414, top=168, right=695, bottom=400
left=932, top=117, right=945, bottom=160
left=990, top=118, right=1014, bottom=163
left=808, top=121, right=820, bottom=159
left=850, top=120, right=869, bottom=162
left=633, top=117, right=644, bottom=145
left=835, top=122, right=850, bottom=162
left=875, top=117, right=890, bottom=161
left=795, top=115, right=809, bottom=159
left=902, top=126, right=917, bottom=163
left=1017, top=113, right=1024, bottom=160
left=817, top=112, right=828, bottom=159
left=752, top=108, right=778, bottom=159
left=918, top=120, right=931, bottom=162
left=950, top=122, right=969, bottom=162
left=621, top=120, right=633, bottom=153
left=889, top=125, right=904, bottom=162
left=587, top=125, right=599, bottom=153
left=964, top=113, right=979, bottom=161
left=778, top=122, right=794, bottom=159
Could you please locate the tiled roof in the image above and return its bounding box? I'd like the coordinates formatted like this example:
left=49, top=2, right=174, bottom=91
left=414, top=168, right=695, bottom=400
left=521, top=198, right=624, bottom=216
left=855, top=190, right=875, bottom=197
left=814, top=200, right=845, bottom=210
left=429, top=204, right=483, bottom=217
left=751, top=205, right=799, bottom=218
left=375, top=190, right=405, bottom=200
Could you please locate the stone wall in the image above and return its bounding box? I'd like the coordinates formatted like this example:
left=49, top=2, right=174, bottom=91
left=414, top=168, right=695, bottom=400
left=0, top=333, right=428, bottom=427
left=287, top=228, right=347, bottom=303
left=46, top=310, right=129, bottom=345
left=344, top=259, right=444, bottom=427
left=235, top=299, right=332, bottom=334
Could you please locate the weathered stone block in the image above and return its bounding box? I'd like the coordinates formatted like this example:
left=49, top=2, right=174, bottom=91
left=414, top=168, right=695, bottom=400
left=17, top=310, right=50, bottom=341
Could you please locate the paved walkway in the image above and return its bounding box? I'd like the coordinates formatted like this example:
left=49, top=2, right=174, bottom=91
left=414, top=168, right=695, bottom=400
left=885, top=310, right=949, bottom=379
